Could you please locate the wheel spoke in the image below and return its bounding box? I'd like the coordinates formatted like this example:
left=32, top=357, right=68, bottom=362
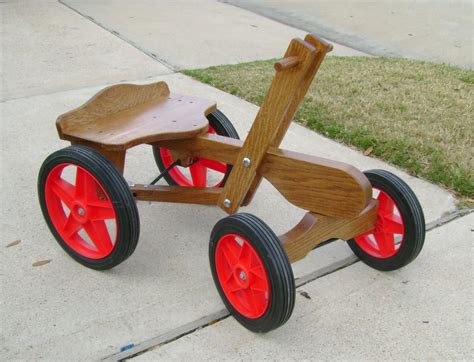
left=355, top=234, right=378, bottom=254
left=50, top=178, right=76, bottom=208
left=83, top=220, right=114, bottom=253
left=249, top=289, right=260, bottom=315
left=377, top=191, right=394, bottom=216
left=189, top=162, right=207, bottom=187
left=250, top=265, right=266, bottom=281
left=238, top=241, right=251, bottom=265
left=374, top=232, right=395, bottom=254
left=382, top=214, right=404, bottom=234
left=199, top=159, right=227, bottom=174
left=75, top=167, right=98, bottom=201
left=247, top=289, right=260, bottom=315
left=224, top=269, right=234, bottom=283
left=224, top=278, right=241, bottom=293
left=63, top=214, right=82, bottom=238
left=88, top=200, right=115, bottom=221
left=356, top=229, right=375, bottom=239
left=220, top=243, right=239, bottom=267
left=250, top=273, right=268, bottom=292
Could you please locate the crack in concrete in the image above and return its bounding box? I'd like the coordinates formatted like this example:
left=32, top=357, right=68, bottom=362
left=102, top=208, right=471, bottom=361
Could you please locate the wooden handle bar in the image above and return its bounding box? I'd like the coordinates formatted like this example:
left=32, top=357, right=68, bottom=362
left=304, top=34, right=333, bottom=53
left=274, top=56, right=300, bottom=72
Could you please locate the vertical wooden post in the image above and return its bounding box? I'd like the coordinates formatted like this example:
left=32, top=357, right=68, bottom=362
left=217, top=38, right=318, bottom=214
left=242, top=34, right=333, bottom=206
left=99, top=149, right=126, bottom=174
left=71, top=141, right=126, bottom=174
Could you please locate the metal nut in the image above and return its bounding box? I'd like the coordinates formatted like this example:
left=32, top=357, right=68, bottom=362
left=242, top=157, right=251, bottom=168
left=223, top=199, right=232, bottom=208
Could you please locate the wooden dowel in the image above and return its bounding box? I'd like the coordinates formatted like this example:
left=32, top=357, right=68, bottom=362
left=274, top=56, right=300, bottom=72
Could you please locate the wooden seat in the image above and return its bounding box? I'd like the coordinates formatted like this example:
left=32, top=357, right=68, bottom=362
left=56, top=82, right=215, bottom=151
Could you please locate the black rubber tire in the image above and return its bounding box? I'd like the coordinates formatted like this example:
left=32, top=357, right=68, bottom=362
left=209, top=213, right=295, bottom=333
left=38, top=145, right=140, bottom=270
left=153, top=109, right=240, bottom=186
left=347, top=169, right=425, bottom=271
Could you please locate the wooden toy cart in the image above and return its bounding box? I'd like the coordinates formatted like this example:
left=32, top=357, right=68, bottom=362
left=38, top=34, right=425, bottom=332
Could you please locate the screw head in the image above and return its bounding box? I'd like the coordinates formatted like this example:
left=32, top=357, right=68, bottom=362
left=77, top=207, right=85, bottom=216
left=223, top=199, right=232, bottom=208
left=239, top=271, right=247, bottom=281
left=242, top=157, right=251, bottom=168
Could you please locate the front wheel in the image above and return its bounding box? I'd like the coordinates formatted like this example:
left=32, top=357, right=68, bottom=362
left=38, top=145, right=140, bottom=270
left=209, top=213, right=295, bottom=333
left=347, top=169, right=425, bottom=271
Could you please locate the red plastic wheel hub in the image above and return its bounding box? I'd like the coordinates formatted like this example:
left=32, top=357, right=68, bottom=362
left=159, top=125, right=229, bottom=187
left=44, top=163, right=117, bottom=259
left=354, top=188, right=405, bottom=259
left=215, top=234, right=270, bottom=319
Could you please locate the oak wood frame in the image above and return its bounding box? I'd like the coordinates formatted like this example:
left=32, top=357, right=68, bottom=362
left=58, top=34, right=378, bottom=263
left=149, top=134, right=376, bottom=262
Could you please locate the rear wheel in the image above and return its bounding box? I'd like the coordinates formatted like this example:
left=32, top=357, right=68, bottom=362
left=153, top=109, right=239, bottom=187
left=347, top=169, right=425, bottom=271
left=38, top=145, right=140, bottom=270
left=209, top=213, right=295, bottom=333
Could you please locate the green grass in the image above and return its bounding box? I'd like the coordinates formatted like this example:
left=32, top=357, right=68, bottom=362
left=183, top=56, right=474, bottom=204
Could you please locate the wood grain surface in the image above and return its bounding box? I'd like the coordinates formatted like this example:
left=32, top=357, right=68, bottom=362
left=57, top=81, right=215, bottom=150
left=280, top=200, right=378, bottom=262
left=242, top=34, right=334, bottom=206
left=217, top=38, right=319, bottom=213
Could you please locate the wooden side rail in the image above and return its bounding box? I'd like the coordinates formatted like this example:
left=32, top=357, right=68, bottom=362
left=128, top=180, right=376, bottom=265
left=154, top=133, right=371, bottom=218
left=281, top=200, right=378, bottom=263
left=155, top=133, right=239, bottom=164
left=131, top=184, right=221, bottom=204
left=260, top=149, right=371, bottom=217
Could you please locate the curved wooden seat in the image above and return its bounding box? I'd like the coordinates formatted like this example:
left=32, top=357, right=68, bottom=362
left=56, top=81, right=215, bottom=151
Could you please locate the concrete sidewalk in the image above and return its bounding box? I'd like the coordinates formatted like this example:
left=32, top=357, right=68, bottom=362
left=135, top=213, right=473, bottom=360
left=0, top=0, right=467, bottom=360
left=0, top=0, right=171, bottom=101
left=225, top=0, right=473, bottom=68
left=1, top=70, right=457, bottom=360
left=61, top=0, right=367, bottom=71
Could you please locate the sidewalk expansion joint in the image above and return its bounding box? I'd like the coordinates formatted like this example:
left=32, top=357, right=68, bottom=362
left=425, top=208, right=472, bottom=230
left=101, top=207, right=470, bottom=361
left=58, top=0, right=177, bottom=72
left=102, top=309, right=230, bottom=362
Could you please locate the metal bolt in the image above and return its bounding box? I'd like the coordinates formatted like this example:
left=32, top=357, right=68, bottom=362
left=239, top=271, right=247, bottom=281
left=242, top=157, right=251, bottom=168
left=78, top=207, right=85, bottom=216
left=223, top=199, right=232, bottom=208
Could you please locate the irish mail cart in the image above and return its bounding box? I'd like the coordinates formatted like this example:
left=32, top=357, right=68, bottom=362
left=38, top=34, right=425, bottom=332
